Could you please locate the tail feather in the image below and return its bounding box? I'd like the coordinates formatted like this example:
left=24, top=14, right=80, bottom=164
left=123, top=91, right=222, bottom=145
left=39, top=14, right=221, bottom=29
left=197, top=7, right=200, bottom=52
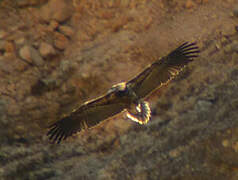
left=127, top=101, right=151, bottom=125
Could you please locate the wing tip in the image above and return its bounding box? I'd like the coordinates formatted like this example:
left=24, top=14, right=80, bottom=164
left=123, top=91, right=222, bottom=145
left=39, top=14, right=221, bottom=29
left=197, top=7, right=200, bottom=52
left=178, top=42, right=200, bottom=60
left=47, top=118, right=71, bottom=144
left=167, top=42, right=200, bottom=65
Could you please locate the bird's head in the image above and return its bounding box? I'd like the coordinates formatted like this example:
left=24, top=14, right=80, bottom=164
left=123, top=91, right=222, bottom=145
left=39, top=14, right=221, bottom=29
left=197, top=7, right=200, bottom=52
left=108, top=82, right=127, bottom=94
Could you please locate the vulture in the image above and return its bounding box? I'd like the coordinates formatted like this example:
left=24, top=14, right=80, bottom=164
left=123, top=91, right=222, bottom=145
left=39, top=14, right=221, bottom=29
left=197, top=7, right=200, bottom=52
left=47, top=42, right=199, bottom=143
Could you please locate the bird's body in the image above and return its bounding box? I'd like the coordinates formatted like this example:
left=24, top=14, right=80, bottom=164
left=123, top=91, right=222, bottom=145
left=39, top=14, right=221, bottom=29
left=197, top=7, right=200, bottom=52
left=47, top=42, right=199, bottom=143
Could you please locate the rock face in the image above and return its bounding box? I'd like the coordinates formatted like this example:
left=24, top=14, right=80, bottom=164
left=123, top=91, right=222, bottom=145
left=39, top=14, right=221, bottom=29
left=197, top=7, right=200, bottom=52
left=40, top=0, right=74, bottom=23
left=39, top=42, right=56, bottom=58
left=53, top=32, right=69, bottom=50
left=0, top=0, right=238, bottom=180
left=19, top=45, right=44, bottom=66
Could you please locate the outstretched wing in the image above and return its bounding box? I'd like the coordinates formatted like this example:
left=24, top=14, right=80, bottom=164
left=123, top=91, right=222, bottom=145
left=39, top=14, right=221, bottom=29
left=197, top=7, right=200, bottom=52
left=127, top=42, right=199, bottom=98
left=47, top=91, right=128, bottom=143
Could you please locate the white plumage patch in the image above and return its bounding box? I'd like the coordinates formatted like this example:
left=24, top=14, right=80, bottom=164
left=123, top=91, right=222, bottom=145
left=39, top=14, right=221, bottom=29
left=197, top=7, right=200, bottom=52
left=136, top=104, right=141, bottom=113
left=108, top=82, right=127, bottom=93
left=126, top=101, right=151, bottom=125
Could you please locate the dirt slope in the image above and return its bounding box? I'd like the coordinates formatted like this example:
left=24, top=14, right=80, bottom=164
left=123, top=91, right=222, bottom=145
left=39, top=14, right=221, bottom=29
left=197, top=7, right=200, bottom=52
left=0, top=0, right=238, bottom=179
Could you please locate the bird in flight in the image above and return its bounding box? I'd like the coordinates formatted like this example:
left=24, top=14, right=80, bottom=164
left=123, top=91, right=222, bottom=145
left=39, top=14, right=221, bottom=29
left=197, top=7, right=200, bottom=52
left=47, top=42, right=199, bottom=143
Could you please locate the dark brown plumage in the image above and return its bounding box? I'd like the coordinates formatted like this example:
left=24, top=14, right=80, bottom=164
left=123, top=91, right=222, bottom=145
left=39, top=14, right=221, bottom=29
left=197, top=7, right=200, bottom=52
left=47, top=42, right=199, bottom=143
left=127, top=42, right=199, bottom=98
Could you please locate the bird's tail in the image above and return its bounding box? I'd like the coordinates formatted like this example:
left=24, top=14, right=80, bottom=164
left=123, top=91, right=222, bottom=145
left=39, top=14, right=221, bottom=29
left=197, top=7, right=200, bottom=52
left=126, top=101, right=151, bottom=125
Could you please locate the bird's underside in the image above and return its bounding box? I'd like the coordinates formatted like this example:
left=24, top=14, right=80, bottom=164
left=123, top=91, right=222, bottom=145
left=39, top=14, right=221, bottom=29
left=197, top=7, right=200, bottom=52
left=47, top=42, right=200, bottom=144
